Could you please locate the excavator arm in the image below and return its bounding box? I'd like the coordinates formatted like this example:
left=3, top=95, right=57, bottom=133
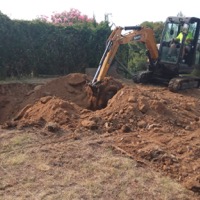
left=91, top=26, right=158, bottom=86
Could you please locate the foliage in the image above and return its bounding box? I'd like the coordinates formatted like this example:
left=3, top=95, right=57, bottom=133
left=0, top=10, right=110, bottom=78
left=38, top=8, right=95, bottom=26
left=0, top=9, right=175, bottom=78
left=0, top=12, right=13, bottom=79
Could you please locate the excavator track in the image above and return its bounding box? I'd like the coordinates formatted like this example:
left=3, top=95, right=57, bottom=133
left=168, top=76, right=200, bottom=92
left=132, top=71, right=153, bottom=84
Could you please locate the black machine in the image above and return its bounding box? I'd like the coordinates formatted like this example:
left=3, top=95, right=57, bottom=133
left=136, top=16, right=200, bottom=91
left=91, top=16, right=200, bottom=92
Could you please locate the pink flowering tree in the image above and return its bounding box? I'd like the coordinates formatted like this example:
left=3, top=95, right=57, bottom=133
left=39, top=8, right=95, bottom=26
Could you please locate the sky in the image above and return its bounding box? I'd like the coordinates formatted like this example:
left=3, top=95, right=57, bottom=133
left=0, top=0, right=200, bottom=27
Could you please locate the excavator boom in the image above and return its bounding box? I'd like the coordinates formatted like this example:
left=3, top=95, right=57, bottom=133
left=91, top=26, right=158, bottom=86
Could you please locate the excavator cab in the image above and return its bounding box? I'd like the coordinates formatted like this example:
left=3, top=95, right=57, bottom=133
left=158, top=17, right=200, bottom=75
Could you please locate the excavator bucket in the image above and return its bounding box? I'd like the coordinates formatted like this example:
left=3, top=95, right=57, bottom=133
left=86, top=77, right=123, bottom=110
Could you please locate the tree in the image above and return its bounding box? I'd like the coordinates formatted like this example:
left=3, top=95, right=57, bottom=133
left=38, top=8, right=95, bottom=26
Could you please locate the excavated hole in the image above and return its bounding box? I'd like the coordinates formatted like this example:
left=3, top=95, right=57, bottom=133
left=87, top=84, right=123, bottom=111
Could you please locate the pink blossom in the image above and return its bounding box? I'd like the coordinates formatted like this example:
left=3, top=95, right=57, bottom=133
left=47, top=8, right=95, bottom=26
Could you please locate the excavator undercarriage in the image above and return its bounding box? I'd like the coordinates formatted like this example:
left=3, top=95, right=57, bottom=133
left=132, top=70, right=200, bottom=92
left=168, top=76, right=200, bottom=92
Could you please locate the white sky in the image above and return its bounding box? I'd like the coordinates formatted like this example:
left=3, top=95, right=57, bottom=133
left=0, top=0, right=200, bottom=27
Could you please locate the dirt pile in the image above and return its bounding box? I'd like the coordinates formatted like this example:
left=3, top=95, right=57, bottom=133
left=14, top=96, right=82, bottom=130
left=0, top=83, right=35, bottom=123
left=87, top=85, right=200, bottom=134
left=18, top=73, right=92, bottom=110
left=1, top=73, right=200, bottom=194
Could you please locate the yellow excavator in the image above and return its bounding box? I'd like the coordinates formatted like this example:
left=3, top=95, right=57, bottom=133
left=90, top=16, right=200, bottom=93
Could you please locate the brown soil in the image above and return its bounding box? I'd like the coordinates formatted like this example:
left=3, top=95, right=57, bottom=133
left=1, top=73, right=200, bottom=198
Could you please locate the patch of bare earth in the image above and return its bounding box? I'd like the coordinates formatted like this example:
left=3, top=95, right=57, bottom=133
left=0, top=73, right=200, bottom=199
left=0, top=128, right=195, bottom=200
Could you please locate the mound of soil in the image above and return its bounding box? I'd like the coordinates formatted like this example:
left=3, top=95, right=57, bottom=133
left=1, top=73, right=200, bottom=194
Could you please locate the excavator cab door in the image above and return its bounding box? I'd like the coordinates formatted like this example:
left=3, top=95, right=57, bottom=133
left=159, top=17, right=200, bottom=74
left=160, top=21, right=180, bottom=63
